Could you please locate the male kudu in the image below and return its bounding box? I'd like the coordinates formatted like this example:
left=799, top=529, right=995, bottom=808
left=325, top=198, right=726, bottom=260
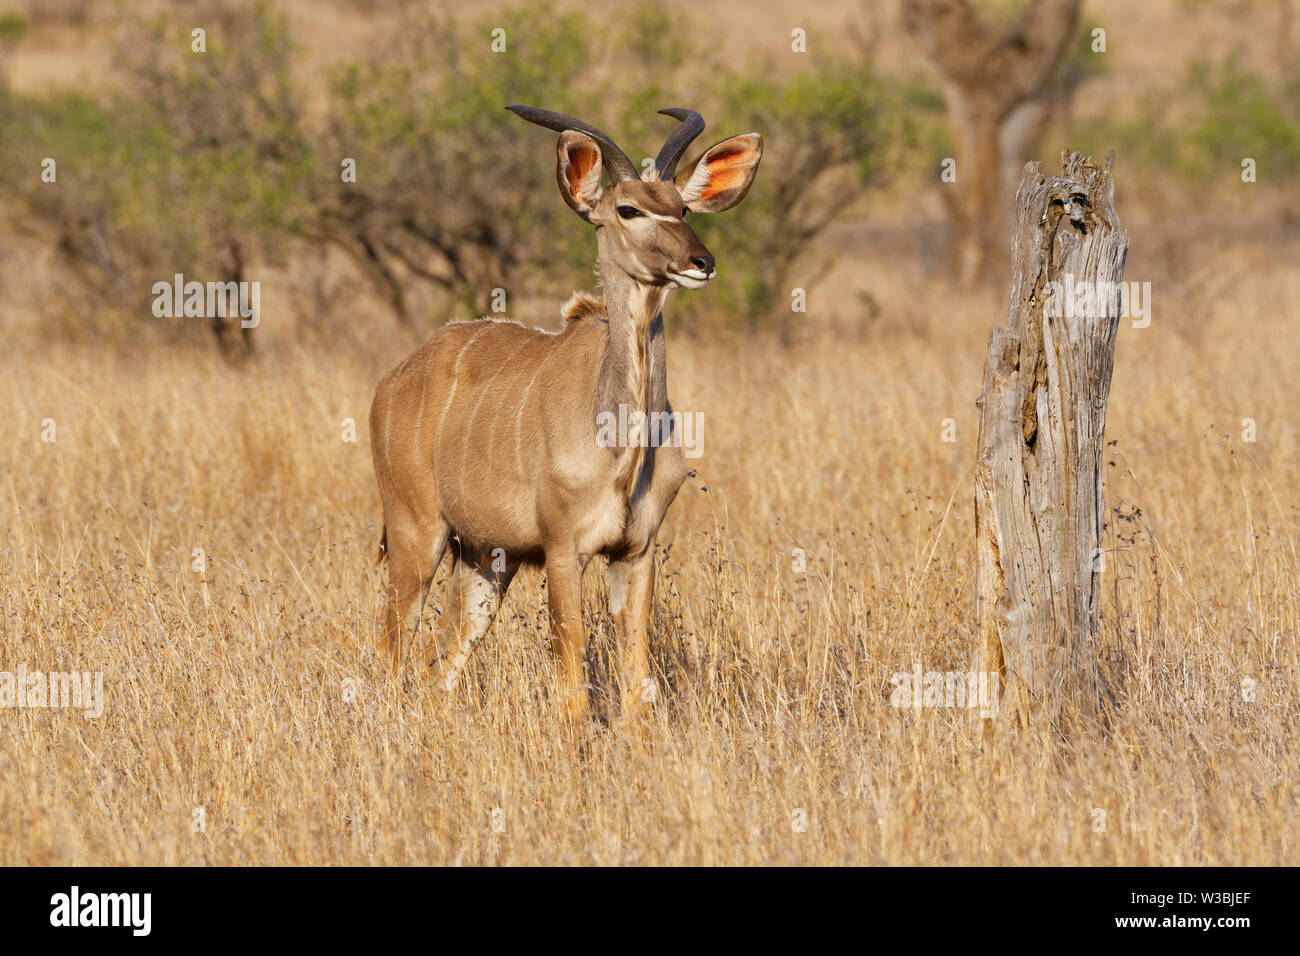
left=369, top=105, right=762, bottom=722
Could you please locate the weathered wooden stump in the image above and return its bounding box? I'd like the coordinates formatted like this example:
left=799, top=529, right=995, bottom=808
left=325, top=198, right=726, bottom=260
left=975, top=150, right=1129, bottom=731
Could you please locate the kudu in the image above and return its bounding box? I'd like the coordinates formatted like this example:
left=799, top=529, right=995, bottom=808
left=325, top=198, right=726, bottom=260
left=369, top=105, right=762, bottom=722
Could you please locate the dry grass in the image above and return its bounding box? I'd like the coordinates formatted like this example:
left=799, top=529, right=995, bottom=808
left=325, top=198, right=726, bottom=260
left=2, top=238, right=1297, bottom=865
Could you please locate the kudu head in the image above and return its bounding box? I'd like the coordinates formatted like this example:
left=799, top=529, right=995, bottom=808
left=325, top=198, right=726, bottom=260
left=508, top=105, right=763, bottom=290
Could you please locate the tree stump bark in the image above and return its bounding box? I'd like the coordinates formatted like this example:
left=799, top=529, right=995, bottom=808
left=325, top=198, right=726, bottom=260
left=975, top=150, right=1128, bottom=731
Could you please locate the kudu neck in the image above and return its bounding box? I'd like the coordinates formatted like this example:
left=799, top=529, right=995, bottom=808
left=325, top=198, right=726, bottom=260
left=593, top=229, right=671, bottom=425
left=594, top=233, right=669, bottom=335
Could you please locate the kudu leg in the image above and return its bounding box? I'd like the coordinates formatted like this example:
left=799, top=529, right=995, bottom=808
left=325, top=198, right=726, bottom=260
left=545, top=551, right=589, bottom=722
left=430, top=551, right=516, bottom=692
left=378, top=519, right=451, bottom=671
left=609, top=549, right=656, bottom=722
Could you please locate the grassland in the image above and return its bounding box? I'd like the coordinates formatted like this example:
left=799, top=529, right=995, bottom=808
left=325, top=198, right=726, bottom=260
left=3, top=231, right=1297, bottom=864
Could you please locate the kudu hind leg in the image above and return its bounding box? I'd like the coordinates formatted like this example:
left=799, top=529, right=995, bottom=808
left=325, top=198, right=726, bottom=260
left=430, top=550, right=516, bottom=692
left=378, top=519, right=451, bottom=671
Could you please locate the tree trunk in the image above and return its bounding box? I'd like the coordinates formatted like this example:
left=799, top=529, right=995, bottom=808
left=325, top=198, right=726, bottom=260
left=952, top=100, right=1004, bottom=283
left=974, top=150, right=1128, bottom=732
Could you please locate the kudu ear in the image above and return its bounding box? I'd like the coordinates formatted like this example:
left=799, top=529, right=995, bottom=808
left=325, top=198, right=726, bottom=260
left=676, top=133, right=763, bottom=213
left=556, top=130, right=604, bottom=219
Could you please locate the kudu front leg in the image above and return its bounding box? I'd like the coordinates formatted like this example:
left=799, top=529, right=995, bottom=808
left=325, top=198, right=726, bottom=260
left=609, top=549, right=656, bottom=722
left=545, top=551, right=590, bottom=722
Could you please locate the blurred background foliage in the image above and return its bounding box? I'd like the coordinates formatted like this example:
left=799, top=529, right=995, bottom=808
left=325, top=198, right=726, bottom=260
left=0, top=0, right=1297, bottom=348
left=1062, top=56, right=1300, bottom=185
left=0, top=1, right=947, bottom=345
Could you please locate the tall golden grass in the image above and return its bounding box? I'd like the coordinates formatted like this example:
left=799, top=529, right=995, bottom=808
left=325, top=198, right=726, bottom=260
left=2, top=238, right=1297, bottom=865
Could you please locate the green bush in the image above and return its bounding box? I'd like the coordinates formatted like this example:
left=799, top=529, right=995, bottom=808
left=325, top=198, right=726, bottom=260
left=1, top=2, right=310, bottom=345
left=0, top=3, right=945, bottom=339
left=1063, top=57, right=1300, bottom=185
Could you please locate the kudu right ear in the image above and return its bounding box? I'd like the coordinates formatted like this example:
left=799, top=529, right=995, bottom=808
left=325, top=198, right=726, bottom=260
left=556, top=130, right=604, bottom=219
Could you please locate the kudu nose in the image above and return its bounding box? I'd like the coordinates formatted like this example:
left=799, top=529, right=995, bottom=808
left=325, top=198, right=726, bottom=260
left=692, top=255, right=715, bottom=274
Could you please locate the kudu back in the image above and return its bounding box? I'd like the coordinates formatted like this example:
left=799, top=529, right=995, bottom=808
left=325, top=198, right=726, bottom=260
left=369, top=105, right=762, bottom=722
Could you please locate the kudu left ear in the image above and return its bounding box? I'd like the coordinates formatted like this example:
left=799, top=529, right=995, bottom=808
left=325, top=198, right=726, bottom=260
left=676, top=133, right=764, bottom=213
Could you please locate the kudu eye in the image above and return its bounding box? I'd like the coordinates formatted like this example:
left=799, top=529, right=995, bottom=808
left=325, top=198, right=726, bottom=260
left=681, top=207, right=690, bottom=218
left=617, top=205, right=643, bottom=220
